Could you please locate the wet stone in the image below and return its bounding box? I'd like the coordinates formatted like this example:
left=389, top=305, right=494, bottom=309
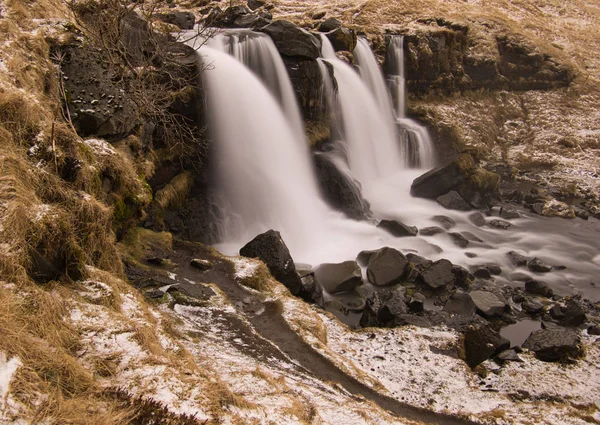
left=420, top=226, right=445, bottom=236
left=449, top=232, right=469, bottom=248
left=377, top=219, right=418, bottom=237
left=528, top=258, right=552, bottom=273
left=522, top=299, right=544, bottom=315
left=444, top=291, right=476, bottom=315
left=468, top=212, right=486, bottom=227
left=523, top=328, right=583, bottom=362
left=525, top=279, right=552, bottom=297
left=489, top=219, right=512, bottom=230
left=497, top=349, right=523, bottom=362
left=436, top=191, right=471, bottom=211
left=471, top=290, right=506, bottom=317
left=499, top=207, right=520, bottom=220
left=432, top=215, right=456, bottom=230
left=190, top=258, right=213, bottom=271
left=421, top=259, right=455, bottom=289
left=507, top=251, right=528, bottom=267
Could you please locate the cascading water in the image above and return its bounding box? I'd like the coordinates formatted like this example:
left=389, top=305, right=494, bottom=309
left=207, top=31, right=305, bottom=143
left=386, top=36, right=435, bottom=169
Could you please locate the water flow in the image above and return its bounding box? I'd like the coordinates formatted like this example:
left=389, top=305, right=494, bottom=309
left=319, top=35, right=403, bottom=186
left=386, top=36, right=435, bottom=168
left=208, top=31, right=305, bottom=143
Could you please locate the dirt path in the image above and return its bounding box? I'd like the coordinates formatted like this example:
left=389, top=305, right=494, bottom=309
left=139, top=239, right=478, bottom=425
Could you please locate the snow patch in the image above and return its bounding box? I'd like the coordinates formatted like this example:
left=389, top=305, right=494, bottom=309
left=82, top=138, right=116, bottom=156
left=229, top=256, right=260, bottom=279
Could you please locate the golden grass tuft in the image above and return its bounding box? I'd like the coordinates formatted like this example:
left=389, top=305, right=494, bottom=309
left=154, top=171, right=194, bottom=211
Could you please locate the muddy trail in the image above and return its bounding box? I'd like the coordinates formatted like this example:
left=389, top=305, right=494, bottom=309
left=126, top=238, right=478, bottom=425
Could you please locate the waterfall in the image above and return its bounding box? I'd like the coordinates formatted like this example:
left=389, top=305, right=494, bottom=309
left=208, top=31, right=305, bottom=143
left=198, top=45, right=330, bottom=255
left=319, top=35, right=403, bottom=187
left=386, top=36, right=435, bottom=169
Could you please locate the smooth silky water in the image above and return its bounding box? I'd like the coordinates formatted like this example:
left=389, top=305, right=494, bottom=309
left=189, top=30, right=600, bottom=301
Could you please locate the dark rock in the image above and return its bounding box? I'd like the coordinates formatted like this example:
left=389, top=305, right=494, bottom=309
left=299, top=271, right=324, bottom=306
left=510, top=272, right=532, bottom=282
left=436, top=191, right=471, bottom=211
left=527, top=258, right=552, bottom=273
left=421, top=259, right=455, bottom=289
left=531, top=202, right=545, bottom=215
left=146, top=257, right=167, bottom=266
left=489, top=219, right=511, bottom=230
left=314, top=153, right=371, bottom=220
left=468, top=212, right=486, bottom=226
left=497, top=349, right=522, bottom=363
left=377, top=219, right=418, bottom=237
left=452, top=265, right=473, bottom=289
left=588, top=325, right=600, bottom=336
left=449, top=232, right=469, bottom=248
left=145, top=289, right=165, bottom=299
left=366, top=247, right=408, bottom=286
left=522, top=299, right=544, bottom=315
left=406, top=253, right=433, bottom=271
left=312, top=11, right=326, bottom=20
left=463, top=324, right=511, bottom=367
left=314, top=261, right=362, bottom=294
left=261, top=20, right=321, bottom=59
left=549, top=304, right=565, bottom=320
left=472, top=267, right=492, bottom=280
left=523, top=328, right=582, bottom=362
left=319, top=17, right=342, bottom=32
left=465, top=252, right=478, bottom=258
left=432, top=215, right=456, bottom=230
left=240, top=230, right=302, bottom=295
left=462, top=232, right=483, bottom=243
left=499, top=207, right=520, bottom=220
left=486, top=264, right=502, bottom=275
left=247, top=0, right=265, bottom=10
left=190, top=258, right=212, bottom=271
left=325, top=27, right=357, bottom=52
left=561, top=299, right=586, bottom=327
left=408, top=292, right=426, bottom=312
left=336, top=288, right=367, bottom=311
left=378, top=287, right=408, bottom=324
left=420, top=226, right=445, bottom=236
left=525, top=279, right=552, bottom=297
left=234, top=13, right=270, bottom=28
left=444, top=291, right=476, bottom=315
left=207, top=5, right=250, bottom=27
left=356, top=249, right=377, bottom=266
left=575, top=208, right=590, bottom=220
left=158, top=12, right=195, bottom=29
left=411, top=156, right=470, bottom=199
left=470, top=290, right=506, bottom=317
left=507, top=251, right=528, bottom=267
left=282, top=56, right=325, bottom=120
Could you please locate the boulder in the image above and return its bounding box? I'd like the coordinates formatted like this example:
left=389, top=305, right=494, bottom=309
left=432, top=215, right=456, bottom=230
left=499, top=207, right=520, bottom=220
left=485, top=264, right=502, bottom=275
left=411, top=155, right=472, bottom=199
left=420, top=226, right=445, bottom=236
left=472, top=267, right=492, bottom=280
left=261, top=20, right=321, bottom=59
left=468, top=212, right=486, bottom=227
left=318, top=17, right=342, bottom=32
left=247, top=0, right=266, bottom=10
left=561, top=299, right=587, bottom=326
left=299, top=271, right=324, bottom=306
left=463, top=324, right=510, bottom=367
left=356, top=249, right=377, bottom=266
left=444, top=291, right=476, bottom=315
left=449, top=232, right=469, bottom=248
left=436, top=191, right=471, bottom=211
left=407, top=253, right=433, bottom=271
left=314, top=261, right=362, bottom=294
left=510, top=272, right=532, bottom=282
left=377, top=219, right=418, bottom=237
left=452, top=265, right=474, bottom=289
left=461, top=231, right=483, bottom=243
left=335, top=288, right=368, bottom=311
left=234, top=13, right=270, bottom=28
left=522, top=299, right=544, bottom=315
left=528, top=258, right=552, bottom=273
left=207, top=5, right=251, bottom=27
left=282, top=56, right=325, bottom=120
left=470, top=290, right=506, bottom=317
left=421, top=259, right=455, bottom=289
left=497, top=349, right=522, bottom=363
left=158, top=12, right=195, bottom=29
left=524, top=279, right=552, bottom=297
left=489, top=219, right=511, bottom=230
left=377, top=287, right=408, bottom=324
left=240, top=230, right=302, bottom=295
left=190, top=258, right=212, bottom=271
left=313, top=153, right=371, bottom=220
left=408, top=292, right=426, bottom=312
left=325, top=27, right=357, bottom=52
left=542, top=199, right=576, bottom=219
left=523, top=329, right=582, bottom=362
left=507, top=250, right=528, bottom=267
left=366, top=247, right=408, bottom=286
left=588, top=325, right=600, bottom=336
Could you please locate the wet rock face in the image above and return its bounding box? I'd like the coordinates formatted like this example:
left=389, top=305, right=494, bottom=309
left=313, top=153, right=371, bottom=220
left=402, top=22, right=573, bottom=95
left=240, top=230, right=303, bottom=295
left=366, top=247, right=408, bottom=287
left=324, top=27, right=357, bottom=52
left=377, top=219, right=418, bottom=237
left=282, top=56, right=325, bottom=121
left=421, top=259, right=455, bottom=289
left=261, top=20, right=322, bottom=59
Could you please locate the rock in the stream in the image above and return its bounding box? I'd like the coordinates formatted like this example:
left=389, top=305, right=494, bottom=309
left=261, top=20, right=322, bottom=59
left=489, top=219, right=512, bottom=230
left=318, top=17, right=342, bottom=32
left=463, top=324, right=510, bottom=368
left=470, top=290, right=506, bottom=317
left=411, top=156, right=470, bottom=199
left=432, top=215, right=456, bottom=230
left=527, top=257, right=552, bottom=273
left=356, top=249, right=377, bottom=266
left=377, top=219, right=418, bottom=237
left=436, top=191, right=471, bottom=211
left=468, top=212, right=486, bottom=227
left=240, top=230, right=303, bottom=295
left=507, top=250, right=528, bottom=267
left=472, top=266, right=492, bottom=280
left=314, top=261, right=362, bottom=294
left=444, top=291, right=476, bottom=315
left=366, top=247, right=408, bottom=286
left=523, top=328, right=582, bottom=362
left=524, top=279, right=552, bottom=297
left=485, top=264, right=502, bottom=275
left=325, top=27, right=357, bottom=52
left=190, top=258, right=212, bottom=271
left=449, top=232, right=470, bottom=248
left=421, top=259, right=455, bottom=289
left=452, top=265, right=474, bottom=289
left=588, top=325, right=600, bottom=336
left=499, top=207, right=520, bottom=220
left=522, top=298, right=544, bottom=315
left=420, top=226, right=445, bottom=236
